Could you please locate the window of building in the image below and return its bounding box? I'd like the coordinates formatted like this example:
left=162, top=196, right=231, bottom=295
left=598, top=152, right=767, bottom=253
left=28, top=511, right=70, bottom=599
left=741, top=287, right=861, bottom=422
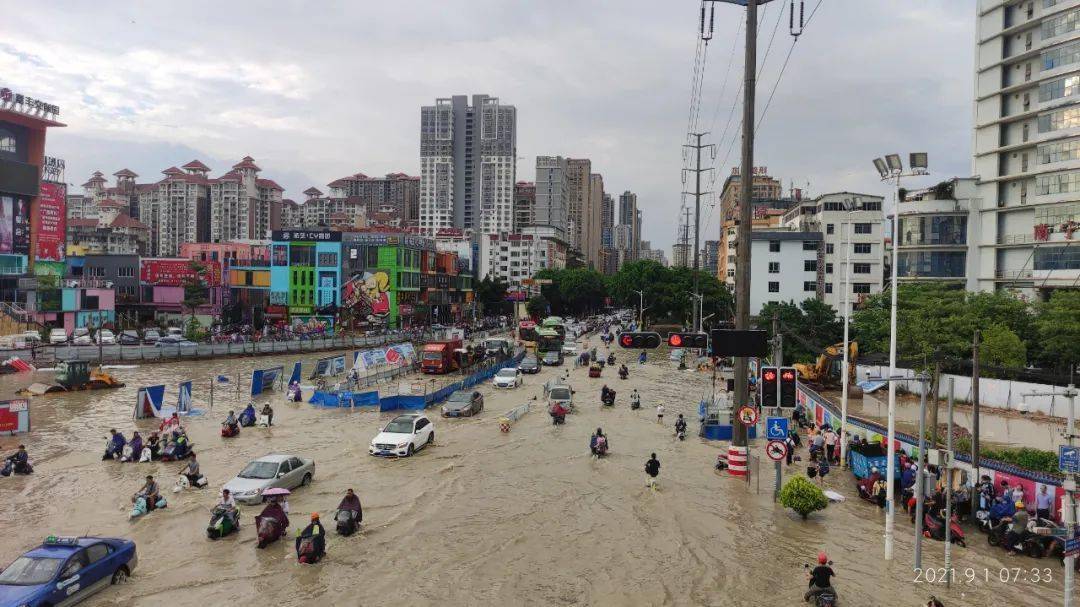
left=853, top=223, right=872, bottom=234
left=367, top=247, right=380, bottom=267
left=768, top=281, right=780, bottom=293
left=824, top=283, right=833, bottom=294
left=1044, top=40, right=1080, bottom=70
left=852, top=283, right=872, bottom=294
left=117, top=267, right=135, bottom=278
left=853, top=263, right=871, bottom=274
left=0, top=130, right=14, bottom=154
left=804, top=260, right=817, bottom=272
left=826, top=224, right=834, bottom=235
left=803, top=281, right=817, bottom=292
left=1037, top=170, right=1080, bottom=195
left=825, top=263, right=834, bottom=274
left=825, top=243, right=834, bottom=254
left=768, top=241, right=780, bottom=252
left=1039, top=106, right=1080, bottom=133
left=803, top=241, right=818, bottom=251
left=1040, top=75, right=1080, bottom=104
left=852, top=243, right=872, bottom=254
left=768, top=262, right=780, bottom=273
left=1042, top=8, right=1080, bottom=39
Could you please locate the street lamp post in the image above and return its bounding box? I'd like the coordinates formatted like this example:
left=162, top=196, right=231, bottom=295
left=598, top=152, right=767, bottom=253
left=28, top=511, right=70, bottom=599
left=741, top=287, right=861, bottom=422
left=633, top=289, right=646, bottom=329
left=872, top=152, right=928, bottom=561
left=840, top=219, right=853, bottom=470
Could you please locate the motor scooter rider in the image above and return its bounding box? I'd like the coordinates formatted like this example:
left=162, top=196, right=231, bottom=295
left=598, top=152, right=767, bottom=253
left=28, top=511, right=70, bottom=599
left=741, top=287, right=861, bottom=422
left=217, top=488, right=239, bottom=526
left=258, top=496, right=289, bottom=531
left=589, top=428, right=609, bottom=456
left=337, top=488, right=363, bottom=524
left=619, top=364, right=629, bottom=379
left=133, top=475, right=161, bottom=508
left=296, top=513, right=327, bottom=560
left=182, top=452, right=202, bottom=485
left=240, top=402, right=257, bottom=426
left=104, top=429, right=126, bottom=460
left=7, top=444, right=31, bottom=474
left=804, top=552, right=836, bottom=603
left=1003, top=501, right=1030, bottom=556
left=224, top=410, right=239, bottom=430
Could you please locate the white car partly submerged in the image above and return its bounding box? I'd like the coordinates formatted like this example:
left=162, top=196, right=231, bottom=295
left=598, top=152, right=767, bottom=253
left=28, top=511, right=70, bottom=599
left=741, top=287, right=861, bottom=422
left=369, top=413, right=435, bottom=457
left=492, top=367, right=522, bottom=389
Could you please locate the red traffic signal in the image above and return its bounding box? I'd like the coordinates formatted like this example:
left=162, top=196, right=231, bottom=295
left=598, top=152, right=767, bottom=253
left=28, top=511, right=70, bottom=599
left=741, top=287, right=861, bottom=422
left=667, top=332, right=708, bottom=349
left=617, top=332, right=662, bottom=349
left=760, top=366, right=778, bottom=408
left=779, top=366, right=798, bottom=408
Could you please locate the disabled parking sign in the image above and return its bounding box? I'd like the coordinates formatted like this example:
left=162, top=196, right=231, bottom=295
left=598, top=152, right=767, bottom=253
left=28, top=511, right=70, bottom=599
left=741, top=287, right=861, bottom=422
left=765, top=416, right=788, bottom=441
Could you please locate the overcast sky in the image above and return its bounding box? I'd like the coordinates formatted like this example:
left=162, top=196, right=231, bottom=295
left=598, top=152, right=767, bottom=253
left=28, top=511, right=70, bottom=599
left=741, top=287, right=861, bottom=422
left=1, top=1, right=974, bottom=253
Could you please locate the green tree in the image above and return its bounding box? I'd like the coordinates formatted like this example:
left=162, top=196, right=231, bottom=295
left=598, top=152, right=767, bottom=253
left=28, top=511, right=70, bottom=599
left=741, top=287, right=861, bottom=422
left=181, top=261, right=209, bottom=321
left=475, top=276, right=510, bottom=316
left=526, top=295, right=549, bottom=320
left=605, top=260, right=732, bottom=327
left=758, top=299, right=843, bottom=364
left=980, top=323, right=1026, bottom=370
left=1036, top=290, right=1080, bottom=372
left=535, top=268, right=608, bottom=316
left=778, top=475, right=829, bottom=520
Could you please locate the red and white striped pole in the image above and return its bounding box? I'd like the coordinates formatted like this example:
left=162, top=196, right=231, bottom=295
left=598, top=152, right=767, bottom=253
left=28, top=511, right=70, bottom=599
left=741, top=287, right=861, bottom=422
left=727, top=445, right=748, bottom=477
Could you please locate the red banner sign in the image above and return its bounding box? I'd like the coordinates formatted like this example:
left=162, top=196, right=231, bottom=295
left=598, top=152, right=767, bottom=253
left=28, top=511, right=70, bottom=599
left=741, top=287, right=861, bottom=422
left=140, top=258, right=221, bottom=286
left=36, top=182, right=66, bottom=261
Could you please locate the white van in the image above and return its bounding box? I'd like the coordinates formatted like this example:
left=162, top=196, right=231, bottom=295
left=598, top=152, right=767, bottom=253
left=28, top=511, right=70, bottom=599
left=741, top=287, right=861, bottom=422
left=49, top=328, right=68, bottom=344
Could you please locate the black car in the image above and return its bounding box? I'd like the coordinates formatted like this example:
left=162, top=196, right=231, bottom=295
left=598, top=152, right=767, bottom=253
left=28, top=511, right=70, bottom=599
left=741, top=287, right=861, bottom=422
left=520, top=356, right=541, bottom=374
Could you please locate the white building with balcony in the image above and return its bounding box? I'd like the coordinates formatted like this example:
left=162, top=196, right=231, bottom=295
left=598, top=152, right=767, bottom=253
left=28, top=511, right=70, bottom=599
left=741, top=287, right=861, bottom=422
left=729, top=230, right=823, bottom=315
left=895, top=178, right=981, bottom=288
left=974, top=0, right=1080, bottom=293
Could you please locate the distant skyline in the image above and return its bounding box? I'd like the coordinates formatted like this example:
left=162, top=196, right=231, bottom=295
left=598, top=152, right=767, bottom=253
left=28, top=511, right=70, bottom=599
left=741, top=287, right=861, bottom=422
left=1, top=1, right=974, bottom=251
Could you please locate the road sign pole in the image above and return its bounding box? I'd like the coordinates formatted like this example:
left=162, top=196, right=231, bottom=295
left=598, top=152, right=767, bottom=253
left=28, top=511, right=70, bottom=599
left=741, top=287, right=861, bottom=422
left=944, top=377, right=954, bottom=589
left=774, top=407, right=782, bottom=502
left=1066, top=384, right=1077, bottom=607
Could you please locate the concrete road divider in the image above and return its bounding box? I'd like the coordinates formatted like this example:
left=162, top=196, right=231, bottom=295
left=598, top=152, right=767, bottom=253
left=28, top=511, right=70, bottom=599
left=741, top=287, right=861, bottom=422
left=499, top=402, right=531, bottom=432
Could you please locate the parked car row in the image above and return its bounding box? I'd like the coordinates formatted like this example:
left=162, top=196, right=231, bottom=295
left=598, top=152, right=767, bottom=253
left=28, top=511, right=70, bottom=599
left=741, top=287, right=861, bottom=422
left=41, top=326, right=185, bottom=346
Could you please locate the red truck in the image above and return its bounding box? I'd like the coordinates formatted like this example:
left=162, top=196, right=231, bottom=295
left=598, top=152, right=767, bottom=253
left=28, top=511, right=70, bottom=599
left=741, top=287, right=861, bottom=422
left=421, top=339, right=463, bottom=374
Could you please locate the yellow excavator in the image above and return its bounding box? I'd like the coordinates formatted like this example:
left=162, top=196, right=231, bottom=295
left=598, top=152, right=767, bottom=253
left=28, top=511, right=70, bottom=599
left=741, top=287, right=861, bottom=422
left=19, top=360, right=125, bottom=395
left=792, top=341, right=858, bottom=388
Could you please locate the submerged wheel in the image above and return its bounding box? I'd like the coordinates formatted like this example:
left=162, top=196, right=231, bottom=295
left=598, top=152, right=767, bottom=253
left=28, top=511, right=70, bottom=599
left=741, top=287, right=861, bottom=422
left=111, top=566, right=129, bottom=584
left=407, top=444, right=415, bottom=457
left=427, top=432, right=434, bottom=445
left=1027, top=542, right=1045, bottom=559
left=301, top=473, right=312, bottom=486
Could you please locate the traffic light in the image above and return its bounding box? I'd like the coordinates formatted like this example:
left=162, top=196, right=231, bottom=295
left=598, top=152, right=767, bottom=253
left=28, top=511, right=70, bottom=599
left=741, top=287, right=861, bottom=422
left=760, top=366, right=778, bottom=408
left=617, top=332, right=662, bottom=349
left=779, top=366, right=798, bottom=408
left=667, top=332, right=709, bottom=349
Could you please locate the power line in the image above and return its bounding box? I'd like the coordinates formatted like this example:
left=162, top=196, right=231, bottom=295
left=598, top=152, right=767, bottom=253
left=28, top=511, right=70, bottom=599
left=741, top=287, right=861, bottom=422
left=757, top=0, right=824, bottom=131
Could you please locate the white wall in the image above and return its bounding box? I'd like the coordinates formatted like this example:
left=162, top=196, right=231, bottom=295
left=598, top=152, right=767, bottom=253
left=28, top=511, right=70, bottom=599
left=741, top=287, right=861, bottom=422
left=856, top=364, right=1072, bottom=417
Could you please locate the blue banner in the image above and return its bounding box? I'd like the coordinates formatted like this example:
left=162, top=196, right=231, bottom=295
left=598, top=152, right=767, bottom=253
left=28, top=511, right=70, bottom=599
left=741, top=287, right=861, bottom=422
left=134, top=385, right=166, bottom=419
left=289, top=361, right=301, bottom=385
left=177, top=381, right=193, bottom=414
left=251, top=366, right=284, bottom=396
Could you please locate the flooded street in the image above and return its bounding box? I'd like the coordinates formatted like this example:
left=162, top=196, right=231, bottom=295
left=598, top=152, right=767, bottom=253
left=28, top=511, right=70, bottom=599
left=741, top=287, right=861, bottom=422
left=0, top=337, right=1068, bottom=607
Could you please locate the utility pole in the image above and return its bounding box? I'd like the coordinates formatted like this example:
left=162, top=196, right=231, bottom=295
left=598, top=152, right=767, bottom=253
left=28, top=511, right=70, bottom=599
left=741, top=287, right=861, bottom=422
left=913, top=372, right=930, bottom=570
left=683, top=132, right=713, bottom=332
left=944, top=376, right=955, bottom=588
left=970, top=329, right=981, bottom=519
left=730, top=0, right=760, bottom=482
left=772, top=311, right=782, bottom=502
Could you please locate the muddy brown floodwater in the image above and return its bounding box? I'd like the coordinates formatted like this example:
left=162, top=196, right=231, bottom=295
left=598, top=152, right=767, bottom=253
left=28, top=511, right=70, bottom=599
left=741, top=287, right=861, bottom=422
left=0, top=337, right=1068, bottom=606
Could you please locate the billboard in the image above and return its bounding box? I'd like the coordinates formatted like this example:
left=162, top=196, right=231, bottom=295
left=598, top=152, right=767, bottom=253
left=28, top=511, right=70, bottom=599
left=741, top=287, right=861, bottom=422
left=34, top=182, right=64, bottom=260
left=0, top=399, right=30, bottom=435
left=140, top=258, right=221, bottom=286
left=0, top=194, right=30, bottom=256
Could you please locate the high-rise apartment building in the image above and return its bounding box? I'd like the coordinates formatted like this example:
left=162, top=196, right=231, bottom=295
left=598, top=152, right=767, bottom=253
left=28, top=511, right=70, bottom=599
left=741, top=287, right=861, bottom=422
left=535, top=156, right=569, bottom=232
left=973, top=1, right=1080, bottom=293
left=513, top=181, right=536, bottom=231
left=601, top=193, right=615, bottom=249
left=208, top=156, right=283, bottom=243
left=419, top=94, right=516, bottom=235
left=585, top=173, right=604, bottom=269
left=702, top=239, right=721, bottom=274
left=327, top=172, right=420, bottom=225
left=718, top=166, right=783, bottom=223
left=565, top=158, right=591, bottom=251
left=617, top=190, right=639, bottom=259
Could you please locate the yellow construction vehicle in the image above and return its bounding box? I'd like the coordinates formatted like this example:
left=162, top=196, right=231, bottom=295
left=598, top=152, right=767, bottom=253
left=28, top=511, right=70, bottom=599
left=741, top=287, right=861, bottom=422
left=792, top=341, right=857, bottom=388
left=20, top=360, right=126, bottom=395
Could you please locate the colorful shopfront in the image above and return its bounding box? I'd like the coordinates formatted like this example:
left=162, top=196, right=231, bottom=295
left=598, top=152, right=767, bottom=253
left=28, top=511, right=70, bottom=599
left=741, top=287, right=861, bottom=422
left=270, top=230, right=341, bottom=333
left=340, top=232, right=430, bottom=329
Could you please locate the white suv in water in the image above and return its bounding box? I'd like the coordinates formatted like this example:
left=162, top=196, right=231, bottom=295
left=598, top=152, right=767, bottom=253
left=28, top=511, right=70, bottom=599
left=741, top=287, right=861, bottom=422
left=369, top=413, right=435, bottom=457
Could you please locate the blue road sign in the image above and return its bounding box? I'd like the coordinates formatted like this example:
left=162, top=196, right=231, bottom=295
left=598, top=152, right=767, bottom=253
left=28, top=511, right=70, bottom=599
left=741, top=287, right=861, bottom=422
left=1065, top=536, right=1080, bottom=558
left=1060, top=445, right=1080, bottom=474
left=766, top=416, right=789, bottom=441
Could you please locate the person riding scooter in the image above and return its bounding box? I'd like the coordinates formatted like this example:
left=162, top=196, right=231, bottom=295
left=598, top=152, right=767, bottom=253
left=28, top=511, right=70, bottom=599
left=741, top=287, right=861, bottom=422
left=607, top=353, right=616, bottom=366
left=256, top=497, right=289, bottom=548
left=804, top=552, right=837, bottom=604
left=239, top=402, right=257, bottom=427
left=296, top=513, right=327, bottom=564
left=618, top=364, right=629, bottom=380
left=590, top=428, right=609, bottom=457
left=3, top=445, right=32, bottom=475
left=104, top=429, right=126, bottom=460
left=222, top=410, right=240, bottom=437
left=550, top=402, right=568, bottom=425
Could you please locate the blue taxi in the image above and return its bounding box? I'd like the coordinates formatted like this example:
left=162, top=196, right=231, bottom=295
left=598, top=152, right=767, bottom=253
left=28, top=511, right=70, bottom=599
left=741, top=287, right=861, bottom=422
left=0, top=536, right=136, bottom=606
